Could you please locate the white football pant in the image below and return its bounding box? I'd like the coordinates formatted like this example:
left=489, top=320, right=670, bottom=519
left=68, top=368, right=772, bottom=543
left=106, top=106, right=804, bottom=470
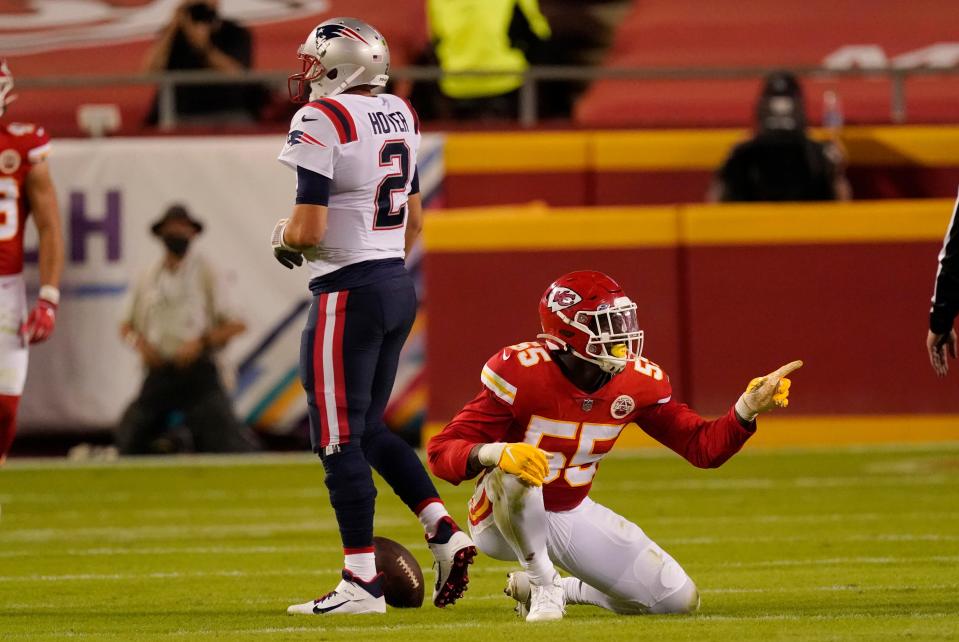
left=0, top=274, right=28, bottom=396
left=469, top=468, right=700, bottom=615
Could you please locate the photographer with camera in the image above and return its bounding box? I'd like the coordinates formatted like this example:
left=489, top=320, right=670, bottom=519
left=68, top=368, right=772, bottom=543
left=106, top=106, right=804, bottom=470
left=143, top=0, right=262, bottom=125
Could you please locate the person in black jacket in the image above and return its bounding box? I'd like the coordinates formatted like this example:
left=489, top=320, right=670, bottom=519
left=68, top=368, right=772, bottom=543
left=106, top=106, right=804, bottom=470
left=707, top=72, right=851, bottom=203
left=928, top=195, right=959, bottom=377
left=143, top=0, right=263, bottom=124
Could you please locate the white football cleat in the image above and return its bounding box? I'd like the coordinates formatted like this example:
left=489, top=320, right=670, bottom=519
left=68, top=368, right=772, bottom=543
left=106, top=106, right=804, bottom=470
left=504, top=570, right=532, bottom=618
left=287, top=570, right=386, bottom=615
left=426, top=516, right=477, bottom=607
left=526, top=572, right=565, bottom=623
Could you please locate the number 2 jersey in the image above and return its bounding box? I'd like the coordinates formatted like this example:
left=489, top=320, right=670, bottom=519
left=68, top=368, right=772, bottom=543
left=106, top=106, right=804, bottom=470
left=277, top=93, right=420, bottom=280
left=0, top=121, right=51, bottom=276
left=427, top=340, right=756, bottom=512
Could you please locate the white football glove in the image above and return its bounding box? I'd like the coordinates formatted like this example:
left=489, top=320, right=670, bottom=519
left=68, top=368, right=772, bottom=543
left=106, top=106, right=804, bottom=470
left=271, top=218, right=302, bottom=269
left=734, top=360, right=803, bottom=422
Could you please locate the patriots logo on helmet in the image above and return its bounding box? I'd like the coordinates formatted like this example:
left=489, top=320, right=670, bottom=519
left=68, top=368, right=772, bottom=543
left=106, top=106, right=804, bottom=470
left=546, top=287, right=583, bottom=313
left=287, top=129, right=326, bottom=147
left=315, top=24, right=370, bottom=47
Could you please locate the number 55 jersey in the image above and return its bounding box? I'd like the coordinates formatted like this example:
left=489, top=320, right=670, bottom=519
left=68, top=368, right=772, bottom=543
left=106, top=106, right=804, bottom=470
left=277, top=93, right=420, bottom=279
left=428, top=340, right=757, bottom=512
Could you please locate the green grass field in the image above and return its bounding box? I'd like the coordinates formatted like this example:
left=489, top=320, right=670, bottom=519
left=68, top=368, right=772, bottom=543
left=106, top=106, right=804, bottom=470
left=1, top=442, right=957, bottom=641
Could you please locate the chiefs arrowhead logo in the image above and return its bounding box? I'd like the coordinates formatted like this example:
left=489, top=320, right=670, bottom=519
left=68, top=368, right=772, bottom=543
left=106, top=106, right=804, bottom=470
left=611, top=395, right=636, bottom=419
left=546, top=287, right=582, bottom=313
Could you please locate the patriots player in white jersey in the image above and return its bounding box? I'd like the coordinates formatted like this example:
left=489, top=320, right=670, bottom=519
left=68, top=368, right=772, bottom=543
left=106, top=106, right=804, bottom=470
left=270, top=18, right=476, bottom=616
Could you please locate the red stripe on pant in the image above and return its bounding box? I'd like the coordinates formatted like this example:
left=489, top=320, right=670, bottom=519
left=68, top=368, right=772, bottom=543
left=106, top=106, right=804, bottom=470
left=312, top=293, right=330, bottom=448
left=331, top=292, right=350, bottom=443
left=312, top=291, right=351, bottom=449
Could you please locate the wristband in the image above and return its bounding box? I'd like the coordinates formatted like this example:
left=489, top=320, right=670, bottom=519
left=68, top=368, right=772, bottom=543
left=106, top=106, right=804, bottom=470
left=476, top=443, right=506, bottom=467
left=39, top=285, right=60, bottom=306
left=735, top=395, right=758, bottom=422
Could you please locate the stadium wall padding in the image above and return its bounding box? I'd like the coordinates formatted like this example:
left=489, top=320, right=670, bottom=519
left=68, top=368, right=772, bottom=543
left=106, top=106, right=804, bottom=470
left=443, top=127, right=959, bottom=207
left=422, top=199, right=959, bottom=435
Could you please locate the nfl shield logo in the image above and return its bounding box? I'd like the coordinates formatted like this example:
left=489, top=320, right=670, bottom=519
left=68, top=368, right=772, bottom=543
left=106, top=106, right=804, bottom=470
left=581, top=399, right=593, bottom=412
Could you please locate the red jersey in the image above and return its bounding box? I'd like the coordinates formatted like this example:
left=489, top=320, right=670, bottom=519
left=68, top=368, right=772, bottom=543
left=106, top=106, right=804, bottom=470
left=428, top=340, right=755, bottom=512
left=0, top=121, right=51, bottom=275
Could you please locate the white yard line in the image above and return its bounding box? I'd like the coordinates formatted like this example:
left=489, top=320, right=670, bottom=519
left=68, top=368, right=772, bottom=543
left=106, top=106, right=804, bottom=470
left=709, top=555, right=959, bottom=569
left=0, top=564, right=517, bottom=583
left=4, top=612, right=956, bottom=639
left=3, top=441, right=958, bottom=473
left=0, top=517, right=415, bottom=543
left=602, top=474, right=952, bottom=491
left=2, top=532, right=955, bottom=559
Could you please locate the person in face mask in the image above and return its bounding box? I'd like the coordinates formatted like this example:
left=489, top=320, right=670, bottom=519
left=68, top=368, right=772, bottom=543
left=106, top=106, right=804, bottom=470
left=115, top=204, right=259, bottom=454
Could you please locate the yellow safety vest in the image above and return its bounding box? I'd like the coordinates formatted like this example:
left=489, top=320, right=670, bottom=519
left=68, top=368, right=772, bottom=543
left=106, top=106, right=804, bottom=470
left=428, top=0, right=551, bottom=99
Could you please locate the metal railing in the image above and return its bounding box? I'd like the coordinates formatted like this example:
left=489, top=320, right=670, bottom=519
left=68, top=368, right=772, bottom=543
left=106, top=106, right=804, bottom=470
left=16, top=64, right=959, bottom=130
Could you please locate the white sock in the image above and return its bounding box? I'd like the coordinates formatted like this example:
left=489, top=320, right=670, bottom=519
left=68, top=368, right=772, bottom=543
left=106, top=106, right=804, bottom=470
left=344, top=550, right=377, bottom=582
left=417, top=500, right=450, bottom=537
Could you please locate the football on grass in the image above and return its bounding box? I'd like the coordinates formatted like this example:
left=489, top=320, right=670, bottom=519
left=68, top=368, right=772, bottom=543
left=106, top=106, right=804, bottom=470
left=373, top=536, right=425, bottom=608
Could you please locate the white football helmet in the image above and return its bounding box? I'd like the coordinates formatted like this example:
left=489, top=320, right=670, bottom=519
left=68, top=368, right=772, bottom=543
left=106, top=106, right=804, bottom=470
left=288, top=17, right=390, bottom=102
left=0, top=59, right=16, bottom=118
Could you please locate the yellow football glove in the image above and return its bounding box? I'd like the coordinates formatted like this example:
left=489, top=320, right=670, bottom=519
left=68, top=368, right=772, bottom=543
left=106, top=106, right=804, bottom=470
left=734, top=360, right=804, bottom=421
left=477, top=442, right=551, bottom=487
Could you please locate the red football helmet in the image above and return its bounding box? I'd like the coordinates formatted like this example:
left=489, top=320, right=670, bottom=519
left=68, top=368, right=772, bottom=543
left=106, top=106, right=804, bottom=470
left=538, top=270, right=644, bottom=375
left=0, top=59, right=15, bottom=118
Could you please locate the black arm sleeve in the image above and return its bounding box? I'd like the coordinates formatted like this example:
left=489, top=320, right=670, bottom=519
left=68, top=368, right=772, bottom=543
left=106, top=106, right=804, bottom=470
left=931, top=194, right=959, bottom=334
left=410, top=168, right=420, bottom=195
left=296, top=166, right=331, bottom=206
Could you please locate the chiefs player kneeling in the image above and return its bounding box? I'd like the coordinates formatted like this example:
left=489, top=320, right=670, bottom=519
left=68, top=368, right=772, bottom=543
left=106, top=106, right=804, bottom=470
left=428, top=270, right=801, bottom=622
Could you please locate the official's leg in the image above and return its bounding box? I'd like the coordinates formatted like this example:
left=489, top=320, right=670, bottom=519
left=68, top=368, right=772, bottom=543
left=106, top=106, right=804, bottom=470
left=544, top=498, right=699, bottom=615
left=114, top=367, right=176, bottom=455
left=182, top=358, right=260, bottom=453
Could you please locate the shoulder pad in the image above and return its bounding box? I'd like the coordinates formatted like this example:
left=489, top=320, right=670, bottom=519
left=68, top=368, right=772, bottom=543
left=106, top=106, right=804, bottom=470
left=626, top=356, right=673, bottom=406
left=305, top=98, right=358, bottom=144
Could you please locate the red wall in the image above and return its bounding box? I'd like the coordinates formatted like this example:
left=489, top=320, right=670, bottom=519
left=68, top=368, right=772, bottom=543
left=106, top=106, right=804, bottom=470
left=684, top=242, right=956, bottom=415
left=425, top=212, right=959, bottom=424
left=445, top=167, right=959, bottom=209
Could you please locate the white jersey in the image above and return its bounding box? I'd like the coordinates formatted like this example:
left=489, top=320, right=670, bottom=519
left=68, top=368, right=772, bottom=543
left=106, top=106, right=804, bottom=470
left=278, top=93, right=421, bottom=280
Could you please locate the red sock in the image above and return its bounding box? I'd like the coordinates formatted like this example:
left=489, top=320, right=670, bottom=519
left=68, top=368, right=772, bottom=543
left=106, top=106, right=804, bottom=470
left=0, top=394, right=21, bottom=461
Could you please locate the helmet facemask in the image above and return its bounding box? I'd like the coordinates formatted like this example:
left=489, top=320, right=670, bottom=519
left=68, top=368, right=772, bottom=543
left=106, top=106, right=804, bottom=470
left=288, top=50, right=324, bottom=103
left=567, top=297, right=644, bottom=374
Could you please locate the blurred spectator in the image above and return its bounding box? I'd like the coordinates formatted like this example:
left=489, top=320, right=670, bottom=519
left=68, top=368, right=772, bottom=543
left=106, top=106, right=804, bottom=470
left=143, top=0, right=263, bottom=125
left=426, top=0, right=551, bottom=119
left=116, top=205, right=258, bottom=454
left=707, top=72, right=852, bottom=202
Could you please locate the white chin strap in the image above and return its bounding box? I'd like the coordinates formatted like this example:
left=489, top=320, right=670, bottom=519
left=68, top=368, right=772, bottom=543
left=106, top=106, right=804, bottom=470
left=312, top=66, right=366, bottom=99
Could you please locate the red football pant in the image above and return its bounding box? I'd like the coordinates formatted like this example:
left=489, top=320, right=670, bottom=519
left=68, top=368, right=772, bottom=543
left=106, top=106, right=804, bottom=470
left=0, top=394, right=21, bottom=460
